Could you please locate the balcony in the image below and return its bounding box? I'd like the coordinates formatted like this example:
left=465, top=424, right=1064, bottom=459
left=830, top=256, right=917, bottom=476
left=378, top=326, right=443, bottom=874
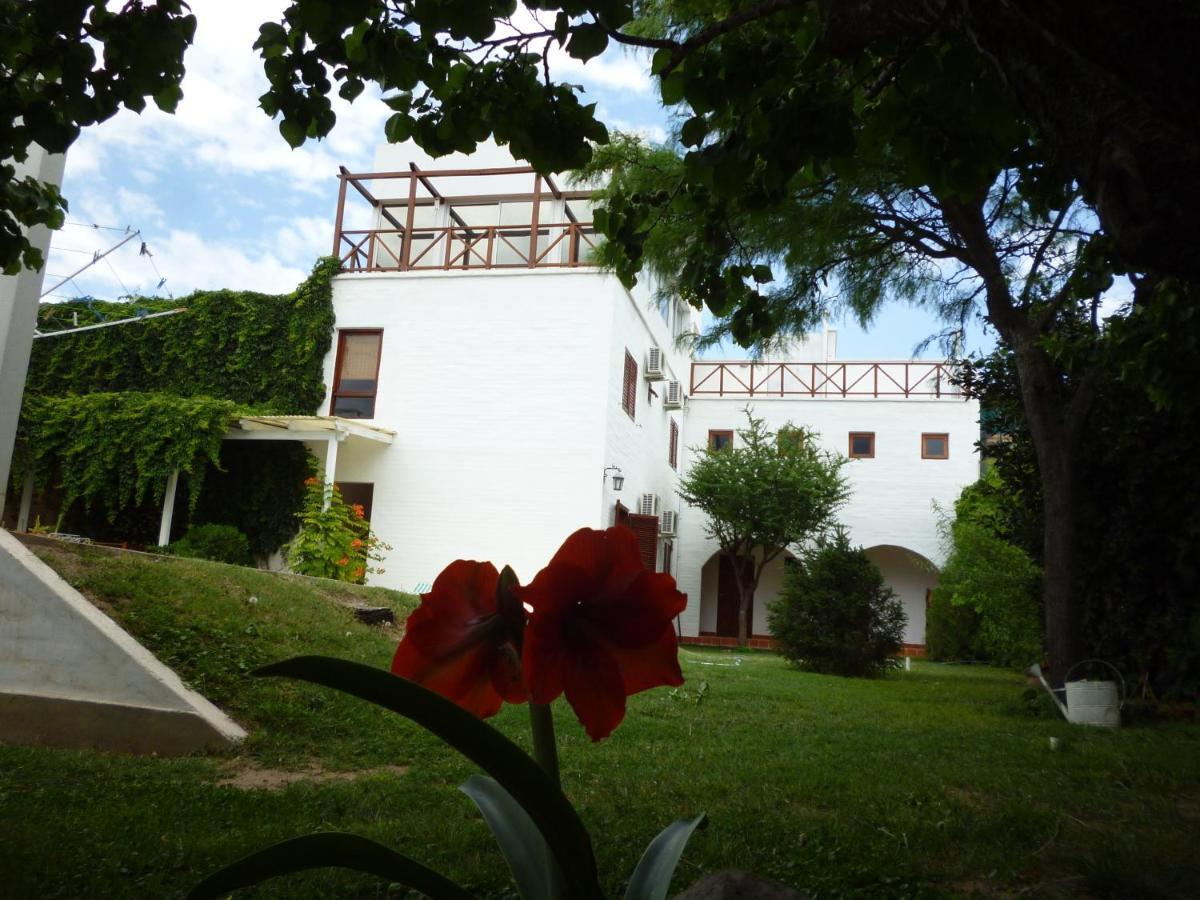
left=690, top=360, right=963, bottom=399
left=332, top=164, right=599, bottom=273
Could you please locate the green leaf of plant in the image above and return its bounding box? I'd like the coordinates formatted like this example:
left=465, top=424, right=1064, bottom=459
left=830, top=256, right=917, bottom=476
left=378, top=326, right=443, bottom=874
left=567, top=23, right=609, bottom=62
left=187, top=832, right=471, bottom=900
left=460, top=775, right=556, bottom=900
left=279, top=118, right=305, bottom=148
left=624, top=814, right=708, bottom=900
left=254, top=656, right=602, bottom=900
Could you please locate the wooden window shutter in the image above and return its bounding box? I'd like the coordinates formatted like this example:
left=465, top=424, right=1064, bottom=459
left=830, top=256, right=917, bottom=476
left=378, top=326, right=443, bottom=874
left=627, top=513, right=659, bottom=570
left=622, top=350, right=637, bottom=418
left=669, top=419, right=679, bottom=468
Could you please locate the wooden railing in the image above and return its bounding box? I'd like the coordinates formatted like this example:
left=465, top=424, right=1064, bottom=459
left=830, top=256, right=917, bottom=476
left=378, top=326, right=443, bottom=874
left=689, top=361, right=962, bottom=398
left=337, top=222, right=598, bottom=272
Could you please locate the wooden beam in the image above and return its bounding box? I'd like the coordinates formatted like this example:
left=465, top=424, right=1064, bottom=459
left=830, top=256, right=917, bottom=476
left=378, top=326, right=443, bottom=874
left=379, top=190, right=591, bottom=208
left=410, top=163, right=475, bottom=238
left=529, top=172, right=542, bottom=266
left=332, top=173, right=349, bottom=256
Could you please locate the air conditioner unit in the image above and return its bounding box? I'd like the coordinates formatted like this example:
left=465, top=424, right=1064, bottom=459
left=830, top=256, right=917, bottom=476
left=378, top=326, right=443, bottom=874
left=638, top=492, right=659, bottom=517
left=660, top=509, right=677, bottom=536
left=644, top=347, right=664, bottom=380
left=664, top=380, right=684, bottom=408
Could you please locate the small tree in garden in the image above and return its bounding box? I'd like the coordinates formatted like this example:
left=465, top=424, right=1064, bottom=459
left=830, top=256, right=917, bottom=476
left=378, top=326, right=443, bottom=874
left=285, top=477, right=387, bottom=584
left=678, top=409, right=849, bottom=644
left=770, top=531, right=906, bottom=677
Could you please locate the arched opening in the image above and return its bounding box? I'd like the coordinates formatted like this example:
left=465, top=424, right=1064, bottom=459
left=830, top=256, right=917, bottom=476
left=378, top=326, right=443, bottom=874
left=697, top=549, right=797, bottom=641
left=863, top=545, right=939, bottom=651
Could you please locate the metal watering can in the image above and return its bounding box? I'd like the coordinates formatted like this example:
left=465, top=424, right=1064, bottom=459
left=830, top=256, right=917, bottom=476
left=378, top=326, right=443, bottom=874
left=1027, top=659, right=1126, bottom=727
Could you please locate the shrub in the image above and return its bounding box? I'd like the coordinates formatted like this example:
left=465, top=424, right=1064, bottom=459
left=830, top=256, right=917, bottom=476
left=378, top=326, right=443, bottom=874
left=170, top=523, right=252, bottom=566
left=926, top=587, right=981, bottom=661
left=769, top=531, right=906, bottom=677
left=285, top=477, right=388, bottom=584
left=936, top=519, right=1042, bottom=667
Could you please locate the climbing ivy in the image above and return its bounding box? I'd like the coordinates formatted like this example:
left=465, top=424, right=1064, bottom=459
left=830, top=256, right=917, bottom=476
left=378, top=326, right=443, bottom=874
left=15, top=258, right=338, bottom=539
left=19, top=392, right=237, bottom=514
left=26, top=256, right=337, bottom=410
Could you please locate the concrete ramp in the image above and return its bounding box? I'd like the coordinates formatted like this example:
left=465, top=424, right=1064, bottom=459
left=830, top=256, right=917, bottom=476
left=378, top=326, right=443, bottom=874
left=0, top=529, right=246, bottom=754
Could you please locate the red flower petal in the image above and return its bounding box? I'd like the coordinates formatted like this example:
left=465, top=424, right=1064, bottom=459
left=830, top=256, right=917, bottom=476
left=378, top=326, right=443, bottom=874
left=561, top=635, right=628, bottom=741
left=517, top=527, right=687, bottom=739
left=390, top=560, right=526, bottom=718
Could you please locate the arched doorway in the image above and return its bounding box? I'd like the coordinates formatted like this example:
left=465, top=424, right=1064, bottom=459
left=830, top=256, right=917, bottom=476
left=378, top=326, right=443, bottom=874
left=697, top=549, right=797, bottom=640
left=863, top=545, right=939, bottom=651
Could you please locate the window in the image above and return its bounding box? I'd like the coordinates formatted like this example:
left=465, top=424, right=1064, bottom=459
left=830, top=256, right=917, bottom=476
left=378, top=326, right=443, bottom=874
left=848, top=432, right=875, bottom=459
left=661, top=539, right=673, bottom=575
left=922, top=432, right=949, bottom=459
left=709, top=429, right=733, bottom=451
left=657, top=295, right=671, bottom=324
left=669, top=419, right=679, bottom=469
left=331, top=330, right=383, bottom=419
left=621, top=350, right=637, bottom=419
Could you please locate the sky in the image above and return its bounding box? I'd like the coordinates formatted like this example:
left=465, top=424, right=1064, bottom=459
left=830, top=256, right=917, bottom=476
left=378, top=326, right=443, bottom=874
left=44, top=1, right=994, bottom=360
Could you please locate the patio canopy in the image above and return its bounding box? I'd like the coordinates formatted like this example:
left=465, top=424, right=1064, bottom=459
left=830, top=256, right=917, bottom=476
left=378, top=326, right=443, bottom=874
left=153, top=415, right=396, bottom=547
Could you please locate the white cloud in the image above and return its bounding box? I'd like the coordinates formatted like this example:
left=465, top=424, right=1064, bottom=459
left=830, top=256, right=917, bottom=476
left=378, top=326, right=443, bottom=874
left=67, top=1, right=386, bottom=191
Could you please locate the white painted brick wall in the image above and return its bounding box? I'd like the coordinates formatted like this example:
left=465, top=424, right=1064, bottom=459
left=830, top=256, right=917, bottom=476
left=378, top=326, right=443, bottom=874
left=320, top=261, right=976, bottom=648
left=673, top=395, right=979, bottom=637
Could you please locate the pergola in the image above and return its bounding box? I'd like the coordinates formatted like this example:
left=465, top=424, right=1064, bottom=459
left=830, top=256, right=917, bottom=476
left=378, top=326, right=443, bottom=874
left=14, top=415, right=395, bottom=545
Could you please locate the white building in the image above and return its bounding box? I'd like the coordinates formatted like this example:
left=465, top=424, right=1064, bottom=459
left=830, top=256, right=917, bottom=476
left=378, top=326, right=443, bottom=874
left=317, top=144, right=979, bottom=654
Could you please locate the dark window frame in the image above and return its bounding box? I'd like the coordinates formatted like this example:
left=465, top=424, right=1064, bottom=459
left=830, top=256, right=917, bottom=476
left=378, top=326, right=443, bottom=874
left=921, top=432, right=950, bottom=459
left=621, top=350, right=637, bottom=419
left=330, top=329, right=383, bottom=419
left=848, top=432, right=876, bottom=459
left=708, top=429, right=734, bottom=451
left=669, top=419, right=679, bottom=469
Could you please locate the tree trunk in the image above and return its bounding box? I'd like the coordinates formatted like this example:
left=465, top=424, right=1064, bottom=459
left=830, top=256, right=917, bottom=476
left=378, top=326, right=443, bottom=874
left=1006, top=336, right=1088, bottom=686
left=940, top=195, right=1096, bottom=689
left=738, top=583, right=753, bottom=645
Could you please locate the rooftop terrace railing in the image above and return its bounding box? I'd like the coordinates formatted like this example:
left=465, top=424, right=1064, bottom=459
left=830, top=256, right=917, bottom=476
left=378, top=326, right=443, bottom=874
left=332, top=164, right=599, bottom=273
left=690, top=361, right=963, bottom=399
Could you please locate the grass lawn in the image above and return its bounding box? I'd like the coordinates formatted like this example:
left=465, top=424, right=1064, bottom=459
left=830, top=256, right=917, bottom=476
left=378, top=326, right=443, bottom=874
left=1, top=543, right=1197, bottom=899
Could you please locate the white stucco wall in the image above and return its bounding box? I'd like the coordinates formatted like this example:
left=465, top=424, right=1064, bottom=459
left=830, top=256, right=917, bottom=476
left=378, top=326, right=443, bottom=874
left=674, top=394, right=979, bottom=639
left=323, top=268, right=614, bottom=589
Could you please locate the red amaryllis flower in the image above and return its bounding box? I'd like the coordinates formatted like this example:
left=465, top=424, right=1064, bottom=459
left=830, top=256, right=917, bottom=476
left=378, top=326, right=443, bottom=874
left=516, top=527, right=686, bottom=741
left=391, top=560, right=527, bottom=718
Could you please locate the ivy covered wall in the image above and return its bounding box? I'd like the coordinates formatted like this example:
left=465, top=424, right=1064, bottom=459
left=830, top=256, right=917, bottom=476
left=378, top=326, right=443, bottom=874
left=27, top=257, right=336, bottom=410
left=12, top=257, right=338, bottom=549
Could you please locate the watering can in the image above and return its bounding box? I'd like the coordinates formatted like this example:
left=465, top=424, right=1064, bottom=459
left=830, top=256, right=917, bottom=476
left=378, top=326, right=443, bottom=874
left=1026, top=659, right=1125, bottom=727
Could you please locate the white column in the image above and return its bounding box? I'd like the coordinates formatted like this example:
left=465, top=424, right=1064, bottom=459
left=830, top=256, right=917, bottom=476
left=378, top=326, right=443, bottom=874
left=158, top=469, right=180, bottom=547
left=322, top=434, right=340, bottom=509
left=0, top=145, right=67, bottom=513
left=15, top=473, right=33, bottom=532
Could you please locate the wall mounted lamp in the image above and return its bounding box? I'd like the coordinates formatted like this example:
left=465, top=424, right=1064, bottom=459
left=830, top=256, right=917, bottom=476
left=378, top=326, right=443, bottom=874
left=603, top=466, right=624, bottom=491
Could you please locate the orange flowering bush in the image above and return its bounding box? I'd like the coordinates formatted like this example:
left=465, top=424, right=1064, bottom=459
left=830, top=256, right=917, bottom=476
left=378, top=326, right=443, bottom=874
left=284, top=476, right=388, bottom=584
left=196, top=527, right=703, bottom=900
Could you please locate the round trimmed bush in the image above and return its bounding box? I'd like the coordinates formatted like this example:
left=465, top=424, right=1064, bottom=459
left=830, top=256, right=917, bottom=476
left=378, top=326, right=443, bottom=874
left=170, top=523, right=253, bottom=566
left=769, top=531, right=906, bottom=677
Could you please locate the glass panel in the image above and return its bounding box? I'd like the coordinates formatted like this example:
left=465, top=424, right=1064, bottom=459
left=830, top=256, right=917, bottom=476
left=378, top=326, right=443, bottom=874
left=851, top=435, right=873, bottom=456
left=339, top=333, right=381, bottom=389
left=924, top=436, right=947, bottom=457
left=710, top=432, right=733, bottom=451
left=332, top=395, right=375, bottom=419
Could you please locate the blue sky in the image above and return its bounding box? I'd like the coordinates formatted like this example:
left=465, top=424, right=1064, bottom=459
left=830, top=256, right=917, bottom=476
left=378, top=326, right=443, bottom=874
left=46, top=1, right=994, bottom=360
